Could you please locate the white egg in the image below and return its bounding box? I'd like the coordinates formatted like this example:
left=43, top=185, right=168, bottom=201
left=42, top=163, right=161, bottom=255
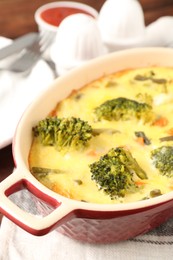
left=98, top=0, right=145, bottom=51
left=50, top=13, right=106, bottom=75
left=145, top=17, right=173, bottom=47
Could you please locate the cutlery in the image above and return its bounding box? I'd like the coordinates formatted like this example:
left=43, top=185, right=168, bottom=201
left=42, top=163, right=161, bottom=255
left=0, top=32, right=38, bottom=60
left=0, top=32, right=57, bottom=76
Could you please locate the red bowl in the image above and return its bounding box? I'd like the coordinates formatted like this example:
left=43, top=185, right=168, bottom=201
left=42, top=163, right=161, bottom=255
left=1, top=48, right=173, bottom=243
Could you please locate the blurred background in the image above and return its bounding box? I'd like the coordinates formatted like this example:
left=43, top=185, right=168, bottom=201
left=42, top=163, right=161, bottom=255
left=0, top=0, right=173, bottom=39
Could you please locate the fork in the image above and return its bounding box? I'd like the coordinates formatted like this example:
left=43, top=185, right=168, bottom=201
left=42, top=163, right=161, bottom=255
left=0, top=32, right=57, bottom=76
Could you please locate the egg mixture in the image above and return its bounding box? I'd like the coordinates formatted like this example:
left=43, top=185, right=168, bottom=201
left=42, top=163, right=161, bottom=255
left=29, top=67, right=173, bottom=204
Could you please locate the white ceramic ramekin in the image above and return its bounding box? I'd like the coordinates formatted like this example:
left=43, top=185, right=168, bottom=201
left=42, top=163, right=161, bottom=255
left=1, top=48, right=173, bottom=243
left=34, top=1, right=99, bottom=59
left=34, top=1, right=98, bottom=39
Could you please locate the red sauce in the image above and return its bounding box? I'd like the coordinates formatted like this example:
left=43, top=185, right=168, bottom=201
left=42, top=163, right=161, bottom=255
left=40, top=7, right=94, bottom=27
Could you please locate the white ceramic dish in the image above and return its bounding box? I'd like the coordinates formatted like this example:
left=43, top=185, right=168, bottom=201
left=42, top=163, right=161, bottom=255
left=34, top=1, right=98, bottom=46
left=1, top=48, right=173, bottom=243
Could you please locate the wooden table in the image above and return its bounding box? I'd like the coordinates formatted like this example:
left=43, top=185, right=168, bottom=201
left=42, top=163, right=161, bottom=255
left=1, top=0, right=173, bottom=39
left=0, top=0, right=173, bottom=223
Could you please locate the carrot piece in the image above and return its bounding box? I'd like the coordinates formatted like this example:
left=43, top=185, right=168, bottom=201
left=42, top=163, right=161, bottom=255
left=87, top=150, right=98, bottom=157
left=135, top=181, right=146, bottom=186
left=136, top=137, right=145, bottom=145
left=167, top=128, right=173, bottom=135
left=49, top=109, right=57, bottom=117
left=153, top=117, right=168, bottom=127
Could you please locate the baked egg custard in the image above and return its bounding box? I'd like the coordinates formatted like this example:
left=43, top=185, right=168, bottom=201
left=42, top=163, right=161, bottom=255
left=29, top=67, right=173, bottom=204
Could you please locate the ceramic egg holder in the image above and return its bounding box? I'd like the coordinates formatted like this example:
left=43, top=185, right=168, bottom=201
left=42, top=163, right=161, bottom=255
left=50, top=0, right=173, bottom=75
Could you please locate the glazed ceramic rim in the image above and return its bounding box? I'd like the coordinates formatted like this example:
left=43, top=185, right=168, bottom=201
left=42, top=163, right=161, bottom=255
left=34, top=1, right=99, bottom=32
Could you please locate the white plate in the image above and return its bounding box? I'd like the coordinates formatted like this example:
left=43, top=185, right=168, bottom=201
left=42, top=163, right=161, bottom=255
left=0, top=36, right=54, bottom=149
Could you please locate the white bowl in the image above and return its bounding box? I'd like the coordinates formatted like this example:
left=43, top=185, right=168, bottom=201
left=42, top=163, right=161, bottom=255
left=34, top=1, right=99, bottom=39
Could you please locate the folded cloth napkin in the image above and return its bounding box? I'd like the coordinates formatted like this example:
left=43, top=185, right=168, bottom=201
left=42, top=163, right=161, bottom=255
left=0, top=190, right=173, bottom=260
left=0, top=36, right=54, bottom=149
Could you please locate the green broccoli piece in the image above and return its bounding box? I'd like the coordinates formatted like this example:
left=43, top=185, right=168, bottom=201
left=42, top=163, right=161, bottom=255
left=151, top=146, right=173, bottom=177
left=33, top=117, right=93, bottom=150
left=89, top=147, right=147, bottom=198
left=94, top=97, right=153, bottom=123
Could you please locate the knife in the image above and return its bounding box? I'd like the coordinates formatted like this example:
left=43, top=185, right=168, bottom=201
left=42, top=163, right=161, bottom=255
left=0, top=32, right=38, bottom=60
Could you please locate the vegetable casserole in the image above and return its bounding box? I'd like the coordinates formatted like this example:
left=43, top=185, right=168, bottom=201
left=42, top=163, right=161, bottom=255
left=29, top=66, right=173, bottom=204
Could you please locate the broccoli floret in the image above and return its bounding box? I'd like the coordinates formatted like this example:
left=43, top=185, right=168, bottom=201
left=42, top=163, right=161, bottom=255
left=33, top=117, right=93, bottom=150
left=94, top=97, right=153, bottom=123
left=151, top=146, right=173, bottom=177
left=89, top=147, right=147, bottom=198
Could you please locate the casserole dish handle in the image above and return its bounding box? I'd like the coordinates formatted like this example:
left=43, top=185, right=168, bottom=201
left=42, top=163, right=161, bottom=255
left=0, top=169, right=75, bottom=235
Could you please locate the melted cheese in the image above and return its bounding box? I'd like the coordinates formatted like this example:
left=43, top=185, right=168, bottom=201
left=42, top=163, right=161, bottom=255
left=29, top=67, right=173, bottom=204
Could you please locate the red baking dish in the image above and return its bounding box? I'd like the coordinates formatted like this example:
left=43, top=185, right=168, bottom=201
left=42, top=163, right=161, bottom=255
left=1, top=48, right=173, bottom=243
